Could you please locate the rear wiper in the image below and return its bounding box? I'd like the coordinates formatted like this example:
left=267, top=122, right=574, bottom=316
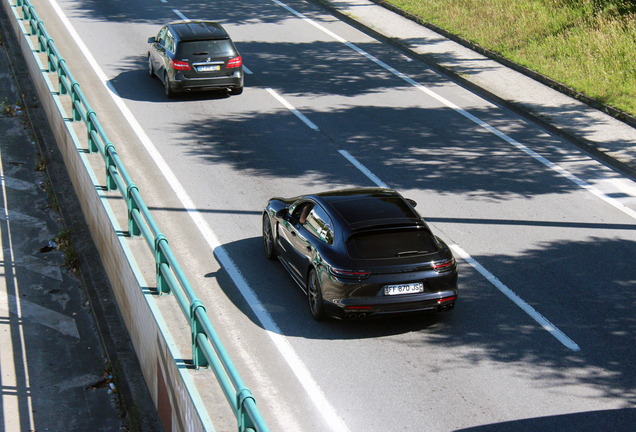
left=192, top=52, right=209, bottom=55
left=397, top=250, right=429, bottom=257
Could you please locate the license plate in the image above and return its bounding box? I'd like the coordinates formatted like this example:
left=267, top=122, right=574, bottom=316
left=384, top=282, right=424, bottom=296
left=197, top=65, right=220, bottom=72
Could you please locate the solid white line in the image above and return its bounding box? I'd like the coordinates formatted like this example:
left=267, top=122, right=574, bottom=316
left=46, top=4, right=350, bottom=432
left=0, top=149, right=35, bottom=430
left=173, top=9, right=189, bottom=21
left=265, top=87, right=320, bottom=131
left=338, top=150, right=388, bottom=188
left=243, top=65, right=253, bottom=74
left=270, top=0, right=636, bottom=223
left=450, top=245, right=581, bottom=351
left=338, top=149, right=580, bottom=351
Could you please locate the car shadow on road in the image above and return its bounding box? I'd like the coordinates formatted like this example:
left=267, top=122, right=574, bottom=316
left=109, top=67, right=234, bottom=103
left=216, top=232, right=636, bottom=411
left=455, top=408, right=636, bottom=432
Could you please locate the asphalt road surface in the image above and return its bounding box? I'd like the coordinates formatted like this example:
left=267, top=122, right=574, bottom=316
left=22, top=0, right=636, bottom=430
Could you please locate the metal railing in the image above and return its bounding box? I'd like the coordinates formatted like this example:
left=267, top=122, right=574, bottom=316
left=14, top=1, right=269, bottom=430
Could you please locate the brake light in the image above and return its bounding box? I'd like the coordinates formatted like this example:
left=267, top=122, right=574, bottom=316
left=227, top=56, right=242, bottom=68
left=432, top=258, right=455, bottom=271
left=329, top=267, right=370, bottom=278
left=170, top=59, right=191, bottom=70
left=345, top=306, right=372, bottom=310
left=438, top=296, right=457, bottom=304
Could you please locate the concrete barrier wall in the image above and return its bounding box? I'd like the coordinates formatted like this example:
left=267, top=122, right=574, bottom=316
left=2, top=2, right=213, bottom=431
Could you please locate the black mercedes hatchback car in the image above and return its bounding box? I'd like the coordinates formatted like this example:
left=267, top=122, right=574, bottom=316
left=148, top=21, right=243, bottom=97
left=262, top=188, right=458, bottom=321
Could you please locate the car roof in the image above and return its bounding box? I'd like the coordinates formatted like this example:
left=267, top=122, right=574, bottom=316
left=313, top=188, right=424, bottom=231
left=168, top=21, right=229, bottom=41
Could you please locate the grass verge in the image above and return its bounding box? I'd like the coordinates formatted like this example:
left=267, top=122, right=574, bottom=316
left=388, top=0, right=636, bottom=116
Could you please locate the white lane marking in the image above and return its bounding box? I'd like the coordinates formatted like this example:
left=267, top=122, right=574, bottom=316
left=173, top=9, right=189, bottom=21
left=271, top=0, right=636, bottom=223
left=338, top=150, right=388, bottom=188
left=338, top=150, right=580, bottom=351
left=266, top=87, right=320, bottom=131
left=243, top=65, right=253, bottom=74
left=450, top=245, right=580, bottom=351
left=0, top=149, right=36, bottom=430
left=46, top=4, right=350, bottom=432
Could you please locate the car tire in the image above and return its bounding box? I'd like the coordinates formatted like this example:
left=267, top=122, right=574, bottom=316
left=229, top=86, right=243, bottom=96
left=262, top=214, right=276, bottom=260
left=164, top=73, right=175, bottom=98
left=308, top=269, right=327, bottom=321
left=148, top=55, right=155, bottom=77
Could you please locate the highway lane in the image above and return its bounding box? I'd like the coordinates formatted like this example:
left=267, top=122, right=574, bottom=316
left=25, top=0, right=636, bottom=430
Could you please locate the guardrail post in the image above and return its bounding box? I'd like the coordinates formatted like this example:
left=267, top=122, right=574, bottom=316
left=154, top=234, right=171, bottom=295
left=126, top=183, right=141, bottom=237
left=28, top=9, right=36, bottom=35
left=37, top=21, right=45, bottom=51
left=190, top=300, right=209, bottom=369
left=46, top=40, right=55, bottom=72
left=58, top=59, right=68, bottom=95
left=237, top=388, right=257, bottom=432
left=71, top=82, right=81, bottom=121
left=87, top=110, right=98, bottom=152
left=105, top=144, right=117, bottom=191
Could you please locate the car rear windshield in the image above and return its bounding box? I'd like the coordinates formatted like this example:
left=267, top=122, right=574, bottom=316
left=329, top=197, right=417, bottom=225
left=178, top=40, right=234, bottom=57
left=346, top=229, right=439, bottom=260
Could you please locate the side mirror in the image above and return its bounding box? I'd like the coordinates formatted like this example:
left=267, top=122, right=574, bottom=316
left=148, top=36, right=156, bottom=44
left=276, top=208, right=288, bottom=218
left=406, top=198, right=417, bottom=208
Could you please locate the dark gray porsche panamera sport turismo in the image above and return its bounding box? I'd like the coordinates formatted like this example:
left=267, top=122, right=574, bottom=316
left=262, top=188, right=458, bottom=321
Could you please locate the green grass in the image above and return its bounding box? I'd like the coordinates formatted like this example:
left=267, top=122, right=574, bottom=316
left=389, top=0, right=636, bottom=115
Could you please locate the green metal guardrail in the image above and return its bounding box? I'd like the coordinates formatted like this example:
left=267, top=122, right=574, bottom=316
left=13, top=1, right=270, bottom=431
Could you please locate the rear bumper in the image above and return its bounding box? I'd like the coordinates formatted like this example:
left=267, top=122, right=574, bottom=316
left=171, top=70, right=243, bottom=92
left=324, top=290, right=458, bottom=320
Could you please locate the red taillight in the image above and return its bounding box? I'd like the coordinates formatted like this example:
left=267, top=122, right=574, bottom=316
left=433, top=258, right=455, bottom=271
left=437, top=296, right=457, bottom=304
left=345, top=306, right=372, bottom=310
left=227, top=56, right=242, bottom=68
left=329, top=268, right=370, bottom=278
left=170, top=59, right=190, bottom=70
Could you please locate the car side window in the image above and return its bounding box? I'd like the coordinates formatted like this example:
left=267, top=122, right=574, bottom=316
left=291, top=202, right=313, bottom=225
left=165, top=30, right=175, bottom=53
left=157, top=27, right=166, bottom=46
left=305, top=205, right=334, bottom=245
